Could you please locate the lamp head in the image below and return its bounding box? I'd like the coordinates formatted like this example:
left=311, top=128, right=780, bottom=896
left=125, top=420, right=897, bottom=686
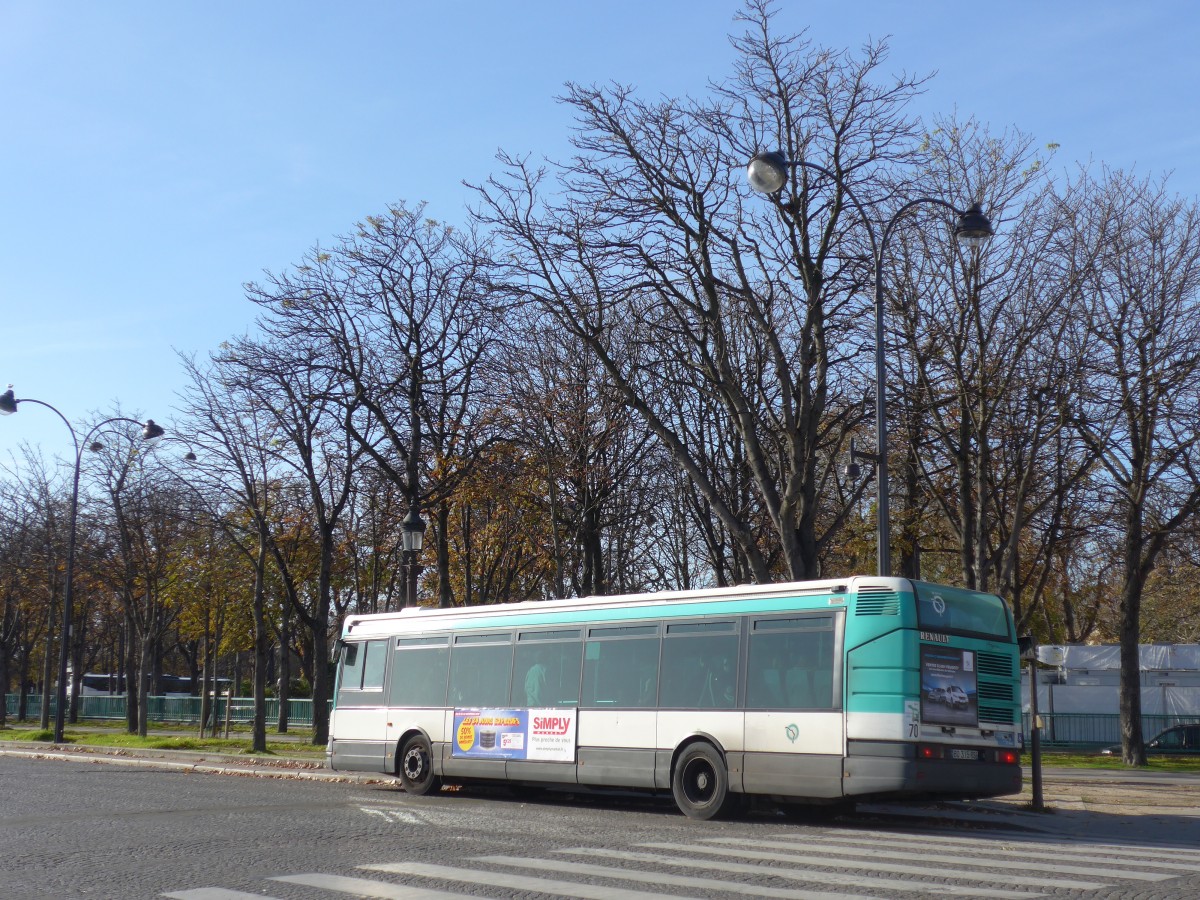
left=746, top=151, right=791, bottom=194
left=401, top=507, right=427, bottom=553
left=0, top=388, right=16, bottom=415
left=142, top=419, right=165, bottom=444
left=954, top=203, right=994, bottom=249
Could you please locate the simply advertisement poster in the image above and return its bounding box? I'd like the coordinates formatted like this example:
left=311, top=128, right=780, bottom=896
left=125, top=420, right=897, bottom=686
left=452, top=708, right=577, bottom=761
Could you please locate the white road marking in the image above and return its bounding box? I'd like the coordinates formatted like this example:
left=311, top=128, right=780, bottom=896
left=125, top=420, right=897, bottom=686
left=273, top=873, right=477, bottom=899
left=558, top=846, right=1039, bottom=898
left=473, top=853, right=884, bottom=900
left=642, top=840, right=1105, bottom=891
left=698, top=835, right=1175, bottom=882
left=163, top=890, right=284, bottom=900
left=365, top=861, right=711, bottom=900
left=810, top=832, right=1200, bottom=871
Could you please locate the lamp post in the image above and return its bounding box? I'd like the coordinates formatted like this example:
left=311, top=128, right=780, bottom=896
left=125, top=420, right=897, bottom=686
left=747, top=151, right=994, bottom=576
left=0, top=389, right=163, bottom=742
left=401, top=506, right=426, bottom=608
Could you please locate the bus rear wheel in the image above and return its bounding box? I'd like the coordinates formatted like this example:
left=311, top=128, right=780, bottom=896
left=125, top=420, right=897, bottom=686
left=398, top=735, right=440, bottom=795
left=672, top=742, right=735, bottom=820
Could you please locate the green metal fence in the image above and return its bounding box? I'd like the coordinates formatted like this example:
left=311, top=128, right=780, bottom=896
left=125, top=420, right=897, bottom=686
left=4, top=694, right=328, bottom=728
left=6, top=695, right=1196, bottom=750
left=1023, top=712, right=1200, bottom=749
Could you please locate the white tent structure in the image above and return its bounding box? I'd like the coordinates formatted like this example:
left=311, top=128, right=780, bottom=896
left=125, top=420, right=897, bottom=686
left=1024, top=644, right=1200, bottom=745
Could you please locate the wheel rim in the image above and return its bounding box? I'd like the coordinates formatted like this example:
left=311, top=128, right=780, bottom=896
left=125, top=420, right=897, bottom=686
left=403, top=745, right=428, bottom=783
left=681, top=756, right=717, bottom=807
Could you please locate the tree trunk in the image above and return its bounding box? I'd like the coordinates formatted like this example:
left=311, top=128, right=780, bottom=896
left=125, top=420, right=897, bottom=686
left=137, top=632, right=152, bottom=738
left=310, top=604, right=330, bottom=745
left=39, top=596, right=54, bottom=732
left=1119, top=503, right=1147, bottom=766
left=251, top=539, right=269, bottom=753
left=276, top=605, right=291, bottom=734
left=124, top=608, right=139, bottom=735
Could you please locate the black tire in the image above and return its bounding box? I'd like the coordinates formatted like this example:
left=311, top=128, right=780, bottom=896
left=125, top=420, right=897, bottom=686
left=672, top=742, right=735, bottom=820
left=398, top=734, right=440, bottom=795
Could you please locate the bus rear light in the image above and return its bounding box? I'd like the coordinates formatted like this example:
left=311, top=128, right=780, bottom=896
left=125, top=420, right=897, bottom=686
left=918, top=745, right=942, bottom=759
left=998, top=749, right=1019, bottom=765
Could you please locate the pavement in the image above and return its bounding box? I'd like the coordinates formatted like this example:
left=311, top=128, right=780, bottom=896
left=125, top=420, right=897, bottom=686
left=4, top=738, right=1200, bottom=845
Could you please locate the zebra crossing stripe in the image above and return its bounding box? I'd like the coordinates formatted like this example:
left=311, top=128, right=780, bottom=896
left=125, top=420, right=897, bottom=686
left=163, top=890, right=284, bottom=900
left=824, top=828, right=1200, bottom=859
left=272, top=873, right=476, bottom=899
left=364, top=862, right=709, bottom=900
left=809, top=833, right=1200, bottom=872
left=698, top=836, right=1176, bottom=883
left=472, top=854, right=881, bottom=900
left=558, top=846, right=1038, bottom=898
left=642, top=841, right=1105, bottom=891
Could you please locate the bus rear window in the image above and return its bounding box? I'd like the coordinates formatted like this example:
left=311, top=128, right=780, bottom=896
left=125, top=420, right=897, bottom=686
left=914, top=582, right=1011, bottom=640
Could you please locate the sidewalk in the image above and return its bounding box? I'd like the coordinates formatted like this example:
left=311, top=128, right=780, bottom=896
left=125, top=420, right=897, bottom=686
left=0, top=739, right=383, bottom=784
left=862, top=767, right=1200, bottom=844
left=4, top=739, right=1200, bottom=844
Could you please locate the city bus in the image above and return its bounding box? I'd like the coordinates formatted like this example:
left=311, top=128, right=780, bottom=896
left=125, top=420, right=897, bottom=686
left=76, top=673, right=230, bottom=697
left=327, top=576, right=1022, bottom=818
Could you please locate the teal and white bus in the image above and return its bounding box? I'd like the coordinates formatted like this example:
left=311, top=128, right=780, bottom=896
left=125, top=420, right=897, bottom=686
left=327, top=576, right=1022, bottom=819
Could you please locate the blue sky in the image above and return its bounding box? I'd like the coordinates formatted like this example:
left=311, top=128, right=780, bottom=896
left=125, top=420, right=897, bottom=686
left=2, top=1, right=1198, bottom=464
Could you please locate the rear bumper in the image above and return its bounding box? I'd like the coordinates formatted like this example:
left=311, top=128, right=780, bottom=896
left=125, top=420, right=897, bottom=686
left=845, top=740, right=1022, bottom=800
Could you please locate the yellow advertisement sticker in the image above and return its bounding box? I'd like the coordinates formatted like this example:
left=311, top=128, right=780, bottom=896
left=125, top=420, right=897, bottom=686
left=456, top=721, right=475, bottom=753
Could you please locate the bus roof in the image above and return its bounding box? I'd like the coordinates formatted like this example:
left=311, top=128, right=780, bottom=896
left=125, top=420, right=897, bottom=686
left=341, top=575, right=915, bottom=639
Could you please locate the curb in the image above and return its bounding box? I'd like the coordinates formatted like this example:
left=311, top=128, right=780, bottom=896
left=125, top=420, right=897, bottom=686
left=0, top=744, right=389, bottom=785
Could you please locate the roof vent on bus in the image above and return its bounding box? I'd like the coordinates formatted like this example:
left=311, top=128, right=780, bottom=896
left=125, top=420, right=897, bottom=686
left=855, top=586, right=900, bottom=616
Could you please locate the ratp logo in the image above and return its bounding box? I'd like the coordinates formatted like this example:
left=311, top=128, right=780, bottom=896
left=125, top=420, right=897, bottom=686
left=785, top=723, right=799, bottom=743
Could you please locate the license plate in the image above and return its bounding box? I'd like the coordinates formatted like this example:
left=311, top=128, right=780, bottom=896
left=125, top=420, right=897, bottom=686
left=950, top=748, right=980, bottom=761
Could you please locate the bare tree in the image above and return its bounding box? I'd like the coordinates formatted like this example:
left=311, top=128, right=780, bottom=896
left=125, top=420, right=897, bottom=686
left=1074, top=170, right=1200, bottom=765
left=498, top=319, right=658, bottom=597
left=475, top=4, right=927, bottom=581
left=177, top=354, right=287, bottom=751
left=211, top=335, right=365, bottom=746
left=247, top=204, right=501, bottom=609
left=887, top=119, right=1100, bottom=639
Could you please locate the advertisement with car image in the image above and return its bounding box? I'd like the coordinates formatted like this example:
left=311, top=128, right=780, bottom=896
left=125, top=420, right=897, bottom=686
left=920, top=645, right=978, bottom=727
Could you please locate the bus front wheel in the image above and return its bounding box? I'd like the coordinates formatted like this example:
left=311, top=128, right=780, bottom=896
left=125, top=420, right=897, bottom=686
left=672, top=742, right=734, bottom=820
left=398, top=735, right=440, bottom=795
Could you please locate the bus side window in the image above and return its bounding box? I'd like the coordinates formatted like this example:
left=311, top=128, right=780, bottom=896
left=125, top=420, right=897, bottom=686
left=582, top=635, right=659, bottom=708
left=341, top=642, right=363, bottom=690
left=784, top=668, right=814, bottom=708
left=747, top=617, right=836, bottom=710
left=338, top=640, right=387, bottom=697
left=660, top=630, right=738, bottom=709
left=388, top=644, right=449, bottom=708
left=509, top=635, right=583, bottom=708
left=361, top=640, right=387, bottom=691
left=449, top=641, right=513, bottom=708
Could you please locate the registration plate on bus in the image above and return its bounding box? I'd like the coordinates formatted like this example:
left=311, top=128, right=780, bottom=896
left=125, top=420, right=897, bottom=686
left=950, top=748, right=980, bottom=761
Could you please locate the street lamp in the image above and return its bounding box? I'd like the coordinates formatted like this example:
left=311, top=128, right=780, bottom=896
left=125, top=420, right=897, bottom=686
left=747, top=151, right=994, bottom=576
left=0, top=388, right=165, bottom=742
left=401, top=506, right=426, bottom=608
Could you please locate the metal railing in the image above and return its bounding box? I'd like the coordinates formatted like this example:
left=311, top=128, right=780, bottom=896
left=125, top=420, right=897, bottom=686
left=1023, top=712, right=1200, bottom=749
left=7, top=695, right=1194, bottom=751
left=4, top=694, right=329, bottom=728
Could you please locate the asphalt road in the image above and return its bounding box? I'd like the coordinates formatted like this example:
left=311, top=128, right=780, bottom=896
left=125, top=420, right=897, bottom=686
left=4, top=754, right=1200, bottom=900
